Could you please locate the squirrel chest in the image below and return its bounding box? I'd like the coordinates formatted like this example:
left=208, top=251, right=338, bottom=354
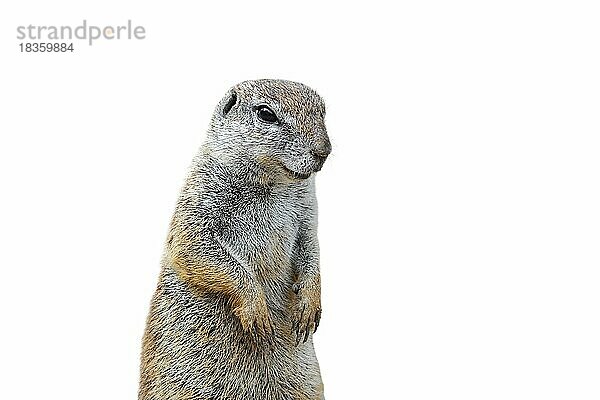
left=212, top=188, right=304, bottom=279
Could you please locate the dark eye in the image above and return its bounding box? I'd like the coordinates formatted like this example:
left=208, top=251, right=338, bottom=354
left=256, top=105, right=279, bottom=124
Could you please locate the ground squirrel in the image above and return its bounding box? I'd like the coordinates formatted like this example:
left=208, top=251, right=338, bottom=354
left=139, top=79, right=332, bottom=400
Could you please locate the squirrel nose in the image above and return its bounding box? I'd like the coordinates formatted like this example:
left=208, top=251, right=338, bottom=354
left=312, top=139, right=332, bottom=159
left=311, top=139, right=331, bottom=171
left=311, top=149, right=330, bottom=162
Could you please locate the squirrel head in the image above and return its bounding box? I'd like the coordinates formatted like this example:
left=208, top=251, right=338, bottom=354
left=206, top=79, right=331, bottom=184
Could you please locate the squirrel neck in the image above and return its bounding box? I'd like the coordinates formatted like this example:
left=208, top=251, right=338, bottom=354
left=194, top=143, right=277, bottom=190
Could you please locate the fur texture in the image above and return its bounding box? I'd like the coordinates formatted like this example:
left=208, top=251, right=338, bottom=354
left=139, top=79, right=331, bottom=400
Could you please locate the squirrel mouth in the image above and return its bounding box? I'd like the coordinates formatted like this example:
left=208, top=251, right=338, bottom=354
left=281, top=165, right=312, bottom=180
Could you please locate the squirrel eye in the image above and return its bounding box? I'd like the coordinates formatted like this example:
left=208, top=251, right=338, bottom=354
left=256, top=105, right=279, bottom=124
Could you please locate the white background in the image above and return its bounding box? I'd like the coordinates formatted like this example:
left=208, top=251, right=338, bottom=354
left=1, top=1, right=599, bottom=399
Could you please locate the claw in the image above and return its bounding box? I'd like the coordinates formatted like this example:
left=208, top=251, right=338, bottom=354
left=296, top=322, right=303, bottom=345
left=295, top=304, right=306, bottom=344
left=299, top=304, right=306, bottom=323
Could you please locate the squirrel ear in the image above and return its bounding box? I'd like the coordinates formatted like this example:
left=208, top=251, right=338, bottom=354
left=222, top=91, right=237, bottom=116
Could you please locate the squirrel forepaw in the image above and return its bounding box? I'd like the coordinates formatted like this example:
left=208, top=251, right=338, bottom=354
left=233, top=289, right=275, bottom=337
left=291, top=278, right=322, bottom=346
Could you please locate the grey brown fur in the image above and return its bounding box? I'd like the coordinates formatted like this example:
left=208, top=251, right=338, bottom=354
left=139, top=80, right=331, bottom=400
